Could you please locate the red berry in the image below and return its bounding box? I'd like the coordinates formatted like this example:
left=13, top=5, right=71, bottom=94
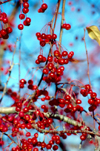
left=88, top=99, right=94, bottom=105
left=1, top=29, right=7, bottom=36
left=41, top=33, right=46, bottom=39
left=22, top=8, right=29, bottom=14
left=36, top=32, right=41, bottom=37
left=18, top=24, right=24, bottom=30
left=80, top=134, right=86, bottom=141
left=28, top=79, right=33, bottom=85
left=7, top=27, right=13, bottom=33
left=25, top=17, right=31, bottom=24
left=68, top=51, right=74, bottom=59
left=3, top=17, right=8, bottom=24
left=53, top=145, right=58, bottom=150
left=54, top=50, right=60, bottom=57
left=65, top=24, right=71, bottom=30
left=23, top=2, right=29, bottom=8
left=38, top=55, right=43, bottom=62
left=62, top=51, right=68, bottom=57
left=43, top=68, right=48, bottom=74
left=76, top=99, right=82, bottom=104
left=20, top=83, right=24, bottom=88
left=90, top=92, right=97, bottom=99
left=40, top=40, right=46, bottom=47
left=19, top=14, right=25, bottom=20
left=41, top=3, right=48, bottom=10
left=52, top=33, right=57, bottom=39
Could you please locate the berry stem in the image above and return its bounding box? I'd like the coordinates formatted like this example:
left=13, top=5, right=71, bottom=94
left=83, top=28, right=92, bottom=89
left=59, top=0, right=66, bottom=53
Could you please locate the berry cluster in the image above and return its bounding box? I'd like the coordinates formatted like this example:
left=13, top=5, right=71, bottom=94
left=62, top=23, right=71, bottom=30
left=1, top=1, right=100, bottom=151
left=0, top=12, right=12, bottom=39
left=36, top=32, right=57, bottom=47
left=38, top=3, right=48, bottom=13
left=18, top=0, right=31, bottom=30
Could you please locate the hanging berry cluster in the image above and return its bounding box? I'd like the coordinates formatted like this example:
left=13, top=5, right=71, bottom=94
left=62, top=23, right=71, bottom=30
left=18, top=0, right=31, bottom=30
left=0, top=12, right=12, bottom=39
left=36, top=31, right=57, bottom=47
left=38, top=3, right=48, bottom=13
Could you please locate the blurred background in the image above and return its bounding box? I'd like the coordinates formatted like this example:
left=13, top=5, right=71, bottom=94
left=0, top=0, right=100, bottom=150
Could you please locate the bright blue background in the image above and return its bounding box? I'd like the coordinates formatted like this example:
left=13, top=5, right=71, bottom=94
left=1, top=0, right=100, bottom=150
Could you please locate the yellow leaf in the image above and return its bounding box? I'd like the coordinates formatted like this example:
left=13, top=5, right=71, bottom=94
left=86, top=25, right=100, bottom=45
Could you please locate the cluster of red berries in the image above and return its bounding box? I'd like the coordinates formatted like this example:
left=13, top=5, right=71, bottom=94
left=38, top=3, right=48, bottom=13
left=80, top=84, right=100, bottom=112
left=36, top=32, right=57, bottom=47
left=20, top=79, right=38, bottom=90
left=62, top=23, right=71, bottom=30
left=35, top=54, right=46, bottom=64
left=35, top=49, right=74, bottom=83
left=18, top=0, right=31, bottom=30
left=49, top=95, right=83, bottom=114
left=0, top=12, right=12, bottom=39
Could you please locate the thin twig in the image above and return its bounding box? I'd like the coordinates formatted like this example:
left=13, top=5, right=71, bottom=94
left=0, top=40, right=18, bottom=103
left=59, top=0, right=66, bottom=52
left=84, top=28, right=92, bottom=88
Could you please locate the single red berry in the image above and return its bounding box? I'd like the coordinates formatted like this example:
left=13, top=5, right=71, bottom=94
left=76, top=99, right=82, bottom=104
left=20, top=79, right=26, bottom=84
left=88, top=99, right=94, bottom=105
left=65, top=24, right=71, bottom=30
left=19, top=14, right=25, bottom=20
left=41, top=33, right=46, bottom=39
left=41, top=3, right=48, bottom=10
left=53, top=145, right=58, bottom=150
left=1, top=29, right=7, bottom=36
left=18, top=24, right=24, bottom=30
left=20, top=83, right=24, bottom=88
left=46, top=34, right=52, bottom=40
left=40, top=40, right=46, bottom=47
left=80, top=135, right=86, bottom=141
left=90, top=92, right=97, bottom=99
left=62, top=51, right=68, bottom=57
left=58, top=58, right=64, bottom=65
left=35, top=59, right=40, bottom=64
left=26, top=17, right=31, bottom=24
left=54, top=50, right=60, bottom=57
left=38, top=55, right=43, bottom=62
left=6, top=27, right=13, bottom=33
left=28, top=79, right=33, bottom=85
left=52, top=33, right=57, bottom=39
left=3, top=17, right=8, bottom=24
left=23, top=2, right=29, bottom=8
left=85, top=84, right=91, bottom=91
left=43, top=68, right=48, bottom=74
left=47, top=56, right=53, bottom=62
left=22, top=8, right=29, bottom=14
left=36, top=32, right=41, bottom=37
